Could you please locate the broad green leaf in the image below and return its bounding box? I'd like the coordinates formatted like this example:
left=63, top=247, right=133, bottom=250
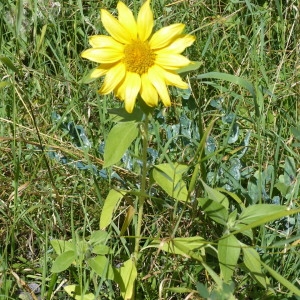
left=201, top=180, right=229, bottom=209
left=152, top=163, right=188, bottom=201
left=144, top=236, right=206, bottom=258
left=176, top=61, right=202, bottom=74
left=115, top=259, right=137, bottom=300
left=218, top=235, right=240, bottom=282
left=103, top=121, right=139, bottom=168
left=76, top=240, right=89, bottom=256
left=92, top=244, right=111, bottom=255
left=232, top=207, right=300, bottom=234
left=238, top=204, right=287, bottom=225
left=108, top=107, right=144, bottom=123
left=50, top=239, right=74, bottom=255
left=100, top=189, right=125, bottom=229
left=64, top=285, right=94, bottom=300
left=217, top=188, right=245, bottom=209
left=0, top=81, right=10, bottom=89
left=198, top=198, right=228, bottom=225
left=88, top=230, right=109, bottom=245
left=51, top=250, right=75, bottom=273
left=211, top=282, right=237, bottom=300
left=87, top=255, right=115, bottom=280
left=241, top=244, right=266, bottom=288
left=259, top=260, right=300, bottom=296
left=274, top=181, right=289, bottom=197
left=0, top=56, right=19, bottom=74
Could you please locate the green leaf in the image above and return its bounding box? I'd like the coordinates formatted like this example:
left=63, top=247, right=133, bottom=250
left=0, top=81, right=10, bottom=89
left=152, top=163, right=189, bottom=201
left=201, top=180, right=229, bottom=209
left=274, top=181, right=289, bottom=196
left=291, top=126, right=300, bottom=140
left=0, top=56, right=19, bottom=74
left=88, top=230, right=109, bottom=245
left=108, top=107, right=144, bottom=123
left=103, top=121, right=139, bottom=168
left=198, top=198, right=228, bottom=225
left=232, top=207, right=300, bottom=234
left=100, top=189, right=125, bottom=229
left=87, top=255, right=115, bottom=280
left=176, top=61, right=202, bottom=74
left=238, top=204, right=287, bottom=225
left=259, top=260, right=300, bottom=296
left=144, top=236, right=207, bottom=258
left=218, top=235, right=240, bottom=282
left=211, top=282, right=237, bottom=300
left=50, top=239, right=74, bottom=255
left=64, top=285, right=94, bottom=300
left=241, top=244, right=266, bottom=288
left=51, top=250, right=75, bottom=273
left=145, top=238, right=223, bottom=290
left=114, top=259, right=137, bottom=300
left=92, top=244, right=111, bottom=255
left=283, top=156, right=296, bottom=186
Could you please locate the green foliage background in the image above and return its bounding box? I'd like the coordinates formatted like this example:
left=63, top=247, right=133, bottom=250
left=0, top=0, right=299, bottom=299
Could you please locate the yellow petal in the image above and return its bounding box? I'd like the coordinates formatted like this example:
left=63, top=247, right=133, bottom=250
left=115, top=81, right=126, bottom=101
left=149, top=23, right=185, bottom=49
left=155, top=54, right=191, bottom=70
left=140, top=73, right=158, bottom=107
left=162, top=70, right=188, bottom=89
left=155, top=35, right=195, bottom=54
left=101, top=9, right=131, bottom=44
left=124, top=72, right=141, bottom=113
left=148, top=65, right=171, bottom=107
left=117, top=2, right=137, bottom=39
left=89, top=66, right=108, bottom=79
left=89, top=35, right=124, bottom=51
left=99, top=63, right=126, bottom=94
left=81, top=48, right=123, bottom=63
left=137, top=0, right=153, bottom=41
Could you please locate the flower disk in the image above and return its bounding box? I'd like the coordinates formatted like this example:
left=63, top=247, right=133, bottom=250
left=123, top=40, right=155, bottom=74
left=81, top=0, right=195, bottom=113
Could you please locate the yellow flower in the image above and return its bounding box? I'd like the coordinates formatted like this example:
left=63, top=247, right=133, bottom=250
left=81, top=0, right=195, bottom=113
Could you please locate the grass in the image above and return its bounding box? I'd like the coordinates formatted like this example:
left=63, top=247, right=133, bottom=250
left=0, top=0, right=299, bottom=299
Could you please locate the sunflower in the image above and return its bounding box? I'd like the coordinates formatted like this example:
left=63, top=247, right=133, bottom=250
left=81, top=0, right=195, bottom=113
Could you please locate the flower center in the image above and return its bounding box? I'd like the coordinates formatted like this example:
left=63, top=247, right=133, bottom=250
left=123, top=40, right=156, bottom=75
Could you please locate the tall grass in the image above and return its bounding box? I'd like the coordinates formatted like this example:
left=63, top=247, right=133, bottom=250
left=0, top=0, right=299, bottom=299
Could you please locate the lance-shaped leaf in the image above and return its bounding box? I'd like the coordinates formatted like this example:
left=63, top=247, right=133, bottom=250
left=104, top=121, right=139, bottom=168
left=152, top=163, right=189, bottom=201
left=218, top=235, right=240, bottom=282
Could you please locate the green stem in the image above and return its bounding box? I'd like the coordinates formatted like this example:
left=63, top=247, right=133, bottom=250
left=134, top=113, right=149, bottom=261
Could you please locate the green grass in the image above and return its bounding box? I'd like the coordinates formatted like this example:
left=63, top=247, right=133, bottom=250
left=0, top=0, right=299, bottom=299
